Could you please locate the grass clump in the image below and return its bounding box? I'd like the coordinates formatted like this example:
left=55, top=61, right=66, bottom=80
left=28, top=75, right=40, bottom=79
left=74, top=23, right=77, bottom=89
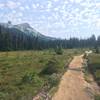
left=22, top=71, right=43, bottom=86
left=40, top=58, right=61, bottom=75
left=48, top=74, right=60, bottom=88
left=55, top=46, right=63, bottom=55
left=88, top=54, right=100, bottom=85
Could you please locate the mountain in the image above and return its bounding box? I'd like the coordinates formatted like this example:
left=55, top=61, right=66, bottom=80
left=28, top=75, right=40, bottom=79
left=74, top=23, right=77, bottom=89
left=14, top=23, right=42, bottom=37
left=0, top=22, right=56, bottom=51
left=0, top=22, right=55, bottom=40
left=0, top=22, right=99, bottom=51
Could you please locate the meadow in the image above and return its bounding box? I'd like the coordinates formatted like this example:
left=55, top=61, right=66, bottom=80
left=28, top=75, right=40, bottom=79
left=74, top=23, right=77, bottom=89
left=88, top=53, right=100, bottom=100
left=88, top=53, right=100, bottom=85
left=0, top=49, right=85, bottom=100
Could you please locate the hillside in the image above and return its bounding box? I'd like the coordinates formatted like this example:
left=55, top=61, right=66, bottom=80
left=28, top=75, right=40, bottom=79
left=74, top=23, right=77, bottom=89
left=0, top=22, right=55, bottom=51
left=0, top=22, right=100, bottom=51
left=0, top=22, right=54, bottom=40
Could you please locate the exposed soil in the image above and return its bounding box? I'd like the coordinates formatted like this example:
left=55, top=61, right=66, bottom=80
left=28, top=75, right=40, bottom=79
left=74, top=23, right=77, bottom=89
left=52, top=55, right=98, bottom=100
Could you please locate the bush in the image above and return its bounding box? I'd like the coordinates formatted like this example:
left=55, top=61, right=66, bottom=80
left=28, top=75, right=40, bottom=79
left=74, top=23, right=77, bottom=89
left=0, top=92, right=7, bottom=100
left=48, top=74, right=60, bottom=87
left=40, top=58, right=60, bottom=75
left=22, top=72, right=36, bottom=83
left=83, top=53, right=87, bottom=59
left=94, top=46, right=99, bottom=54
left=22, top=72, right=43, bottom=86
left=55, top=46, right=63, bottom=55
left=95, top=70, right=100, bottom=80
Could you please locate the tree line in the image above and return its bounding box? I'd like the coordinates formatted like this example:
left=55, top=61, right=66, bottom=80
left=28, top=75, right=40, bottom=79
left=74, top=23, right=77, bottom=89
left=0, top=25, right=100, bottom=51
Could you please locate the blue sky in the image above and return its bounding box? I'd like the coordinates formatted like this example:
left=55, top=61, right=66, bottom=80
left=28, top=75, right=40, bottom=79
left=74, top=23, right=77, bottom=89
left=0, top=0, right=100, bottom=39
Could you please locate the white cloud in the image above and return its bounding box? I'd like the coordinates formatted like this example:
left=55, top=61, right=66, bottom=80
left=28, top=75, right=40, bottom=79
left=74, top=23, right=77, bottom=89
left=20, top=6, right=25, bottom=11
left=95, top=3, right=100, bottom=8
left=18, top=12, right=23, bottom=17
left=75, top=0, right=83, bottom=3
left=54, top=7, right=59, bottom=11
left=32, top=4, right=37, bottom=9
left=6, top=1, right=16, bottom=8
left=64, top=0, right=68, bottom=4
left=6, top=1, right=21, bottom=9
left=17, top=18, right=22, bottom=22
left=40, top=5, right=44, bottom=9
left=70, top=0, right=74, bottom=3
left=0, top=3, right=5, bottom=8
left=25, top=6, right=30, bottom=10
left=45, top=1, right=53, bottom=12
left=36, top=3, right=39, bottom=7
left=0, top=1, right=21, bottom=9
left=12, top=10, right=16, bottom=14
left=47, top=1, right=52, bottom=9
left=54, top=0, right=59, bottom=2
left=95, top=19, right=100, bottom=28
left=70, top=0, right=82, bottom=3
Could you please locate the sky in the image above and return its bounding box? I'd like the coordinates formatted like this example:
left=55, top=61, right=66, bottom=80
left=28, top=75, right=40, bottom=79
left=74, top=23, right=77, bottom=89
left=0, top=0, right=100, bottom=39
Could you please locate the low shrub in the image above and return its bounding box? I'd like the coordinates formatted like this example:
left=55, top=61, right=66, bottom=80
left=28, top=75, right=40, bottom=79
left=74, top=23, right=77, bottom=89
left=95, top=70, right=100, bottom=80
left=40, top=58, right=61, bottom=75
left=0, top=92, right=7, bottom=100
left=48, top=74, right=60, bottom=87
left=55, top=46, right=63, bottom=55
left=95, top=46, right=99, bottom=54
left=22, top=72, right=43, bottom=86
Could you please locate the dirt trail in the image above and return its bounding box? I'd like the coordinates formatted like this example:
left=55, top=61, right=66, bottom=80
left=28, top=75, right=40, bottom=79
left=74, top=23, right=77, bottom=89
left=52, top=55, right=94, bottom=100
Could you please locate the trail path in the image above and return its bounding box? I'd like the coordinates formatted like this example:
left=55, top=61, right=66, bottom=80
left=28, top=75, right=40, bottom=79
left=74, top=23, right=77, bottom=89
left=52, top=55, right=94, bottom=100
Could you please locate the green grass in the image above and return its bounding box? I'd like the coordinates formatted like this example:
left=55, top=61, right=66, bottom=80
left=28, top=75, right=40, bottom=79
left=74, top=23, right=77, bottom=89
left=0, top=49, right=84, bottom=100
left=95, top=94, right=100, bottom=100
left=88, top=53, right=100, bottom=85
left=95, top=70, right=100, bottom=79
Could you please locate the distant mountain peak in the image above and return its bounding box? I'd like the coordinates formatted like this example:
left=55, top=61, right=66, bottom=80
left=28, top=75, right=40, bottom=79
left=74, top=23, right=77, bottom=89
left=0, top=22, right=54, bottom=41
left=16, top=23, right=31, bottom=28
left=14, top=23, right=40, bottom=36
